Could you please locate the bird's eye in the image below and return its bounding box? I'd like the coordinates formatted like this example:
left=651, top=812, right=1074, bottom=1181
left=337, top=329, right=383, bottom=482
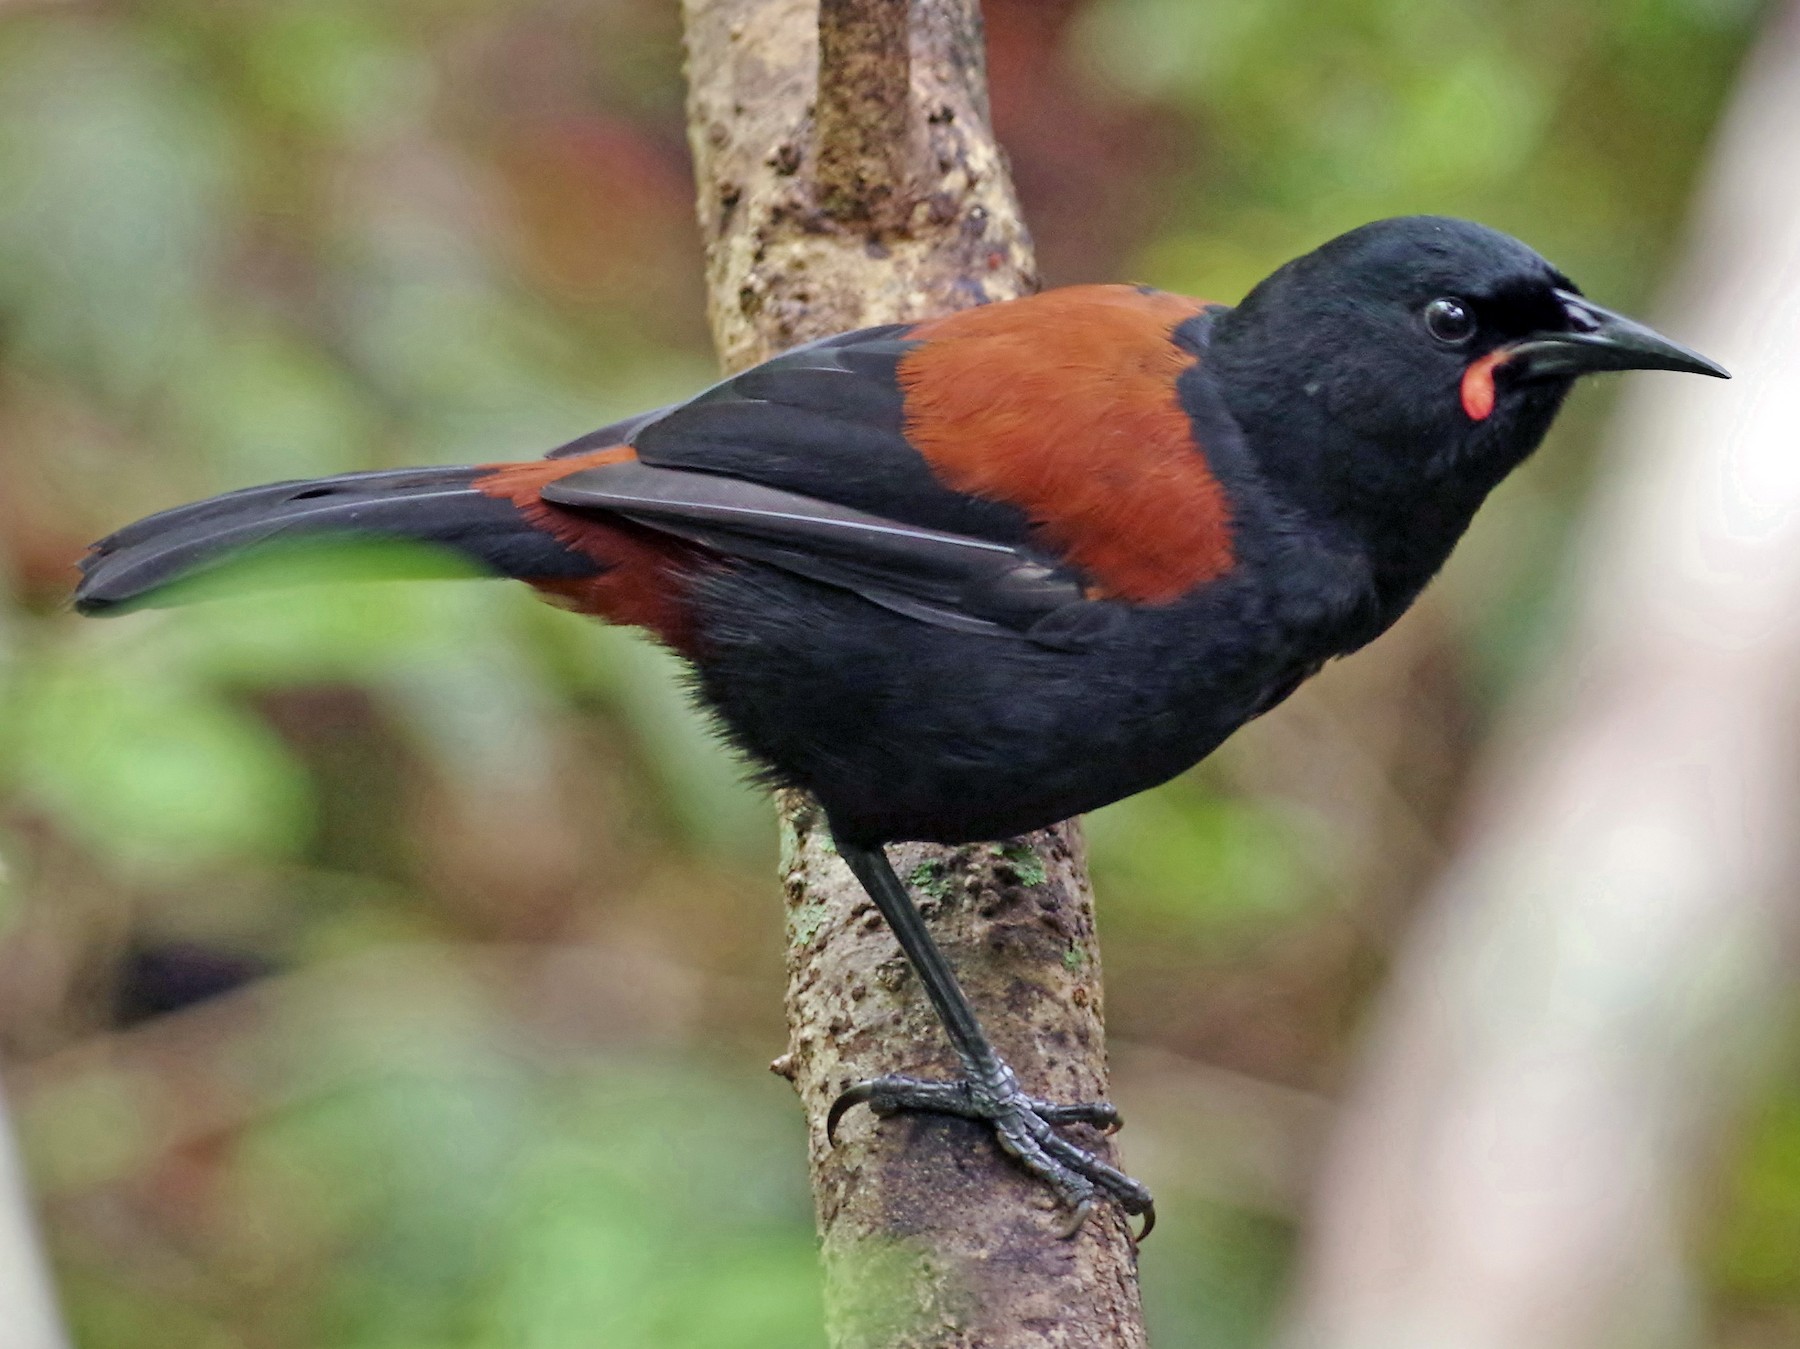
left=1423, top=297, right=1476, bottom=345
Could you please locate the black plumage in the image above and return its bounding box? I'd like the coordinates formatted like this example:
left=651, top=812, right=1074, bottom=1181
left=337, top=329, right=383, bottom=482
left=72, top=216, right=1728, bottom=1233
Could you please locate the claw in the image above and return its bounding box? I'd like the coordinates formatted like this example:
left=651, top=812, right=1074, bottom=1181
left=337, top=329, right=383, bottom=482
left=1036, top=1099, right=1121, bottom=1131
left=1056, top=1196, right=1095, bottom=1240
left=826, top=1081, right=877, bottom=1145
left=1134, top=1201, right=1156, bottom=1243
left=822, top=1070, right=1153, bottom=1234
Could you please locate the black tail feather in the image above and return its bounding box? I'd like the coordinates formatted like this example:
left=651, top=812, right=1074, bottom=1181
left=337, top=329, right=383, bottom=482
left=75, top=464, right=598, bottom=615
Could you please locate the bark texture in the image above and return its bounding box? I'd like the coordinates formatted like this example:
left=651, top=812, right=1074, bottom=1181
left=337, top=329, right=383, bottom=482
left=678, top=4, right=1147, bottom=1345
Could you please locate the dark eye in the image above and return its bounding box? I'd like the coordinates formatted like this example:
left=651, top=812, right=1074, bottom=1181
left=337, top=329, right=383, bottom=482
left=1423, top=297, right=1476, bottom=345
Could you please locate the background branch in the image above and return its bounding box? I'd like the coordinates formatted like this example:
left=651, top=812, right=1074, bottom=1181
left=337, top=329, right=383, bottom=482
left=0, top=1078, right=69, bottom=1349
left=1282, top=6, right=1800, bottom=1346
left=679, top=2, right=1146, bottom=1344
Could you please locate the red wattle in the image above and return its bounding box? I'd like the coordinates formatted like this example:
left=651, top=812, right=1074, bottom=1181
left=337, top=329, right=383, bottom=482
left=1460, top=351, right=1503, bottom=421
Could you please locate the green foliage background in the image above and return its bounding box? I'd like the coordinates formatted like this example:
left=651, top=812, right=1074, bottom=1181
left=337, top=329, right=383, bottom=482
left=0, top=1, right=1784, bottom=1345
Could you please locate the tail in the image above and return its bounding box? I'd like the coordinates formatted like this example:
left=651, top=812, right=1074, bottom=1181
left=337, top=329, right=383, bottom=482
left=74, top=463, right=600, bottom=615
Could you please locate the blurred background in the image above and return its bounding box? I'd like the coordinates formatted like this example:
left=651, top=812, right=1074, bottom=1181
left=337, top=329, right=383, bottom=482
left=0, top=0, right=1785, bottom=1345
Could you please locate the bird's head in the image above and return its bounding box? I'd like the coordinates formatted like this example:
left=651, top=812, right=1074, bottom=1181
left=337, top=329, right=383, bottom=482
left=1211, top=215, right=1727, bottom=521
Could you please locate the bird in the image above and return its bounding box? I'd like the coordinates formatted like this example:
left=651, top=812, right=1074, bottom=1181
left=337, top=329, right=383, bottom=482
left=73, top=215, right=1728, bottom=1237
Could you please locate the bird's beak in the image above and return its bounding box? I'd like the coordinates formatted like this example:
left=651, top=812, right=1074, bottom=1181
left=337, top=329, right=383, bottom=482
left=1502, top=289, right=1729, bottom=382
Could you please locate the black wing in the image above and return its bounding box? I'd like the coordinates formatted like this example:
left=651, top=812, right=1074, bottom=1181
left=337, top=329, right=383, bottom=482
left=540, top=459, right=1105, bottom=644
left=626, top=326, right=1037, bottom=545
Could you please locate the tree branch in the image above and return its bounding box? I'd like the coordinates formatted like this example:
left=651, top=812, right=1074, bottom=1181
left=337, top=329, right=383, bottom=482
left=815, top=0, right=917, bottom=226
left=679, top=3, right=1146, bottom=1344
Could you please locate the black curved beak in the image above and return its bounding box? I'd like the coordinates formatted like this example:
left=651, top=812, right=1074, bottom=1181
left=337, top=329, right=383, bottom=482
left=1504, top=290, right=1729, bottom=382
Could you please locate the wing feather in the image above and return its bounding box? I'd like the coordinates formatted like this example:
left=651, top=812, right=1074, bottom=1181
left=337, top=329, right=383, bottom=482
left=529, top=287, right=1236, bottom=642
left=540, top=460, right=1092, bottom=641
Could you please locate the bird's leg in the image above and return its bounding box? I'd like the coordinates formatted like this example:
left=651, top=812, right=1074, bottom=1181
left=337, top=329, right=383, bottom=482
left=826, top=837, right=1155, bottom=1238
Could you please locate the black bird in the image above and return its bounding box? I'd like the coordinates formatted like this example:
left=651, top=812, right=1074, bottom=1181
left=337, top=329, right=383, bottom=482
left=75, top=216, right=1728, bottom=1234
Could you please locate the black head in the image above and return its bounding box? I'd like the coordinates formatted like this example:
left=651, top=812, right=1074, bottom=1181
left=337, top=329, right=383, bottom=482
left=1217, top=216, right=1725, bottom=478
left=1209, top=216, right=1725, bottom=595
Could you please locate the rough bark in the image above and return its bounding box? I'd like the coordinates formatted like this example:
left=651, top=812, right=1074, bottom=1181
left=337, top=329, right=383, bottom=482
left=678, top=4, right=1147, bottom=1345
left=683, top=0, right=1034, bottom=371
left=815, top=0, right=915, bottom=226
left=1282, top=7, right=1800, bottom=1348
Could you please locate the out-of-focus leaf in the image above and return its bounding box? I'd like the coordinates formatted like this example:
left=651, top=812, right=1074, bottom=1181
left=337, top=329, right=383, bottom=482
left=237, top=4, right=433, bottom=140
left=0, top=21, right=233, bottom=403
left=219, top=972, right=821, bottom=1349
left=5, top=656, right=312, bottom=874
left=172, top=325, right=382, bottom=485
left=1088, top=783, right=1326, bottom=937
left=1140, top=1199, right=1293, bottom=1349
left=16, top=1072, right=154, bottom=1194
left=557, top=620, right=770, bottom=857
left=1713, top=1081, right=1800, bottom=1299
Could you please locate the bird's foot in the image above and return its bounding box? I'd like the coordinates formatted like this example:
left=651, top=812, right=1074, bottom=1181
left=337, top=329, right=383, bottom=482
left=826, top=1071, right=1155, bottom=1239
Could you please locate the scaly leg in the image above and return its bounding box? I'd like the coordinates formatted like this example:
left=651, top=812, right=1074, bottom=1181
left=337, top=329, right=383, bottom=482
left=825, top=837, right=1154, bottom=1238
